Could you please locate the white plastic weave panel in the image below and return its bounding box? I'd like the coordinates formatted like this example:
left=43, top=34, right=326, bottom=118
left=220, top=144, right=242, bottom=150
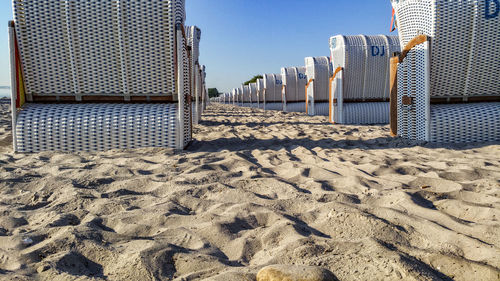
left=13, top=0, right=77, bottom=96
left=69, top=1, right=122, bottom=96
left=121, top=0, right=176, bottom=96
left=296, top=67, right=308, bottom=101
left=392, top=0, right=500, bottom=97
left=286, top=102, right=306, bottom=113
left=236, top=87, right=243, bottom=106
left=186, top=26, right=201, bottom=124
left=15, top=103, right=178, bottom=152
left=231, top=89, right=237, bottom=104
left=305, top=57, right=330, bottom=101
left=397, top=43, right=430, bottom=141
left=264, top=102, right=283, bottom=111
left=242, top=85, right=251, bottom=103
left=281, top=66, right=307, bottom=104
left=249, top=83, right=258, bottom=104
left=342, top=102, right=390, bottom=124
left=13, top=0, right=186, bottom=97
left=430, top=103, right=500, bottom=143
left=257, top=79, right=265, bottom=104
left=196, top=66, right=203, bottom=124
left=281, top=67, right=297, bottom=103
left=263, top=74, right=283, bottom=103
left=313, top=103, right=330, bottom=116
left=191, top=103, right=199, bottom=125
left=185, top=26, right=201, bottom=65
left=305, top=57, right=330, bottom=115
left=179, top=30, right=192, bottom=147
left=201, top=65, right=207, bottom=111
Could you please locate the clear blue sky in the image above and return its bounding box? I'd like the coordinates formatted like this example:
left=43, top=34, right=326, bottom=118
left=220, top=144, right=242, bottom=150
left=0, top=0, right=395, bottom=94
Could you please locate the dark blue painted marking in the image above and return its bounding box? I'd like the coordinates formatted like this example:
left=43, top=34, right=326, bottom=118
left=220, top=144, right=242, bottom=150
left=371, top=46, right=386, bottom=57
left=485, top=0, right=499, bottom=19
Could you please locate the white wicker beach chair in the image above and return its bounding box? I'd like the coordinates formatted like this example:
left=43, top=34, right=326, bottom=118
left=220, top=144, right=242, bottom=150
left=231, top=89, right=237, bottom=105
left=263, top=74, right=283, bottom=111
left=249, top=83, right=258, bottom=108
left=391, top=0, right=500, bottom=142
left=236, top=87, right=243, bottom=106
left=329, top=35, right=400, bottom=124
left=10, top=0, right=193, bottom=152
left=241, top=85, right=252, bottom=107
left=200, top=65, right=208, bottom=111
left=256, top=79, right=265, bottom=109
left=305, top=57, right=331, bottom=116
left=281, top=67, right=307, bottom=113
left=186, top=26, right=202, bottom=124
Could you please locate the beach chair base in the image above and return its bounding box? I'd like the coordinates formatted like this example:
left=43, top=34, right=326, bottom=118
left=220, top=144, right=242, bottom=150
left=333, top=102, right=389, bottom=124
left=283, top=102, right=306, bottom=113
left=14, top=103, right=186, bottom=152
left=264, top=102, right=283, bottom=111
left=192, top=103, right=200, bottom=125
left=428, top=103, right=500, bottom=143
left=309, top=102, right=329, bottom=116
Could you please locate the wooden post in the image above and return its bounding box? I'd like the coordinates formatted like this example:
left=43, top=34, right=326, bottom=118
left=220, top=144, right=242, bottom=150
left=390, top=52, right=400, bottom=137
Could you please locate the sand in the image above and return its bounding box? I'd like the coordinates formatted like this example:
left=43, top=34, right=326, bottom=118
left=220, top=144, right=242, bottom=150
left=0, top=101, right=499, bottom=281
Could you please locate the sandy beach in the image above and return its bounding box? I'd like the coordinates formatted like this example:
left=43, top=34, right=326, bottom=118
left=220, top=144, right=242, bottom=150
left=0, top=101, right=499, bottom=280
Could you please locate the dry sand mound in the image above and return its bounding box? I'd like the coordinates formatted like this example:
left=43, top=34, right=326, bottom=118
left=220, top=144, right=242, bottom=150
left=0, top=102, right=499, bottom=281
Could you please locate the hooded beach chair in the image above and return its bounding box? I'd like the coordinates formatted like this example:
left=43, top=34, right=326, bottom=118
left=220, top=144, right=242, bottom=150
left=263, top=74, right=283, bottom=111
left=329, top=35, right=401, bottom=124
left=10, top=0, right=193, bottom=152
left=200, top=65, right=208, bottom=111
left=231, top=89, right=237, bottom=105
left=390, top=0, right=500, bottom=142
left=281, top=67, right=307, bottom=113
left=241, top=85, right=252, bottom=107
left=256, top=79, right=265, bottom=109
left=186, top=26, right=202, bottom=124
left=305, top=57, right=331, bottom=116
left=236, top=87, right=243, bottom=106
left=249, top=83, right=258, bottom=108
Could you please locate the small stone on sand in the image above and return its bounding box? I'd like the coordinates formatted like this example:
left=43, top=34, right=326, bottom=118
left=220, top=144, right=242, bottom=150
left=257, top=264, right=338, bottom=281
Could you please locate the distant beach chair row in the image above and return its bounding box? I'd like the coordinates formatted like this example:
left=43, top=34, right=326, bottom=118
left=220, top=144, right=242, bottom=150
left=222, top=35, right=400, bottom=124
left=216, top=0, right=499, bottom=143
left=9, top=0, right=208, bottom=152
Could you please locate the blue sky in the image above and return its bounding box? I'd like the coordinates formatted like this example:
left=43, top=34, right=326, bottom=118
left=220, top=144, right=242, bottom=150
left=0, top=0, right=395, bottom=94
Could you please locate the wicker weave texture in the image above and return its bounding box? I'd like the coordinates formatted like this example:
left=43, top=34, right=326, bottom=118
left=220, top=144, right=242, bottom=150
left=392, top=0, right=500, bottom=98
left=281, top=67, right=307, bottom=102
left=285, top=103, right=306, bottom=113
left=242, top=85, right=251, bottom=103
left=13, top=0, right=186, bottom=98
left=342, top=103, right=390, bottom=124
left=264, top=102, right=283, bottom=111
left=15, top=103, right=178, bottom=152
left=430, top=103, right=500, bottom=142
left=257, top=79, right=265, bottom=103
left=305, top=57, right=330, bottom=116
left=249, top=83, right=258, bottom=105
left=263, top=74, right=283, bottom=103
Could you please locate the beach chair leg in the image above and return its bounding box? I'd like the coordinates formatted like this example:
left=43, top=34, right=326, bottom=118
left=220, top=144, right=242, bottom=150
left=9, top=23, right=18, bottom=152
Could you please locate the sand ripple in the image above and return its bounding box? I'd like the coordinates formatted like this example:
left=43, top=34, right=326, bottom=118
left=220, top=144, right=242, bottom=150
left=0, top=103, right=499, bottom=280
